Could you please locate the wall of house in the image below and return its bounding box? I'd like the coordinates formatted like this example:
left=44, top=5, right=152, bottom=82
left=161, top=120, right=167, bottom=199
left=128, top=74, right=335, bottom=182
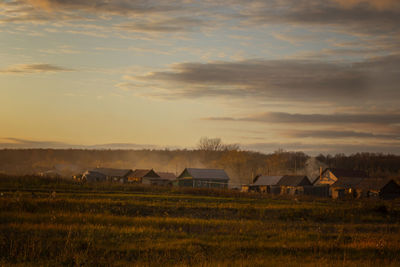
left=317, top=171, right=337, bottom=185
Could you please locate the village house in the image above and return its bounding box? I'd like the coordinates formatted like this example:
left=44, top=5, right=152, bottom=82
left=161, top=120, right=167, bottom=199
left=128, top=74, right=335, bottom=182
left=156, top=172, right=177, bottom=185
left=354, top=178, right=400, bottom=199
left=277, top=175, right=312, bottom=195
left=128, top=169, right=159, bottom=183
left=142, top=171, right=176, bottom=186
left=82, top=168, right=134, bottom=183
left=176, top=168, right=229, bottom=188
left=313, top=168, right=368, bottom=186
left=330, top=177, right=364, bottom=199
left=331, top=177, right=400, bottom=199
left=82, top=170, right=107, bottom=182
left=246, top=175, right=283, bottom=193
left=313, top=168, right=369, bottom=197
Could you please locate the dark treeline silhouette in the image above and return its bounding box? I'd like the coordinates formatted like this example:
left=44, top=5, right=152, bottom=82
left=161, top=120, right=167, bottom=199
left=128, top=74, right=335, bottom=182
left=0, top=148, right=399, bottom=185
left=316, top=153, right=400, bottom=178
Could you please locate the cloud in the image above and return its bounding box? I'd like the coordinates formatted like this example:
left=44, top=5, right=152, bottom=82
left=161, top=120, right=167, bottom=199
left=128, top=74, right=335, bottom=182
left=0, top=138, right=74, bottom=149
left=125, top=54, right=400, bottom=103
left=332, top=0, right=400, bottom=10
left=22, top=0, right=181, bottom=15
left=0, top=63, right=74, bottom=74
left=2, top=0, right=399, bottom=40
left=242, top=141, right=400, bottom=155
left=283, top=130, right=399, bottom=140
left=236, top=0, right=400, bottom=34
left=204, top=111, right=400, bottom=125
left=0, top=138, right=161, bottom=149
left=116, top=17, right=209, bottom=33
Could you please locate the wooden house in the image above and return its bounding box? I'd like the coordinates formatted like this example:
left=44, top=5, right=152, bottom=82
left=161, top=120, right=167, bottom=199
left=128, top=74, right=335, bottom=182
left=277, top=175, right=312, bottom=195
left=354, top=178, right=400, bottom=200
left=330, top=177, right=364, bottom=199
left=82, top=168, right=134, bottom=183
left=313, top=168, right=368, bottom=186
left=82, top=170, right=107, bottom=182
left=177, top=168, right=229, bottom=188
left=249, top=175, right=283, bottom=193
left=142, top=171, right=176, bottom=186
left=128, top=169, right=159, bottom=183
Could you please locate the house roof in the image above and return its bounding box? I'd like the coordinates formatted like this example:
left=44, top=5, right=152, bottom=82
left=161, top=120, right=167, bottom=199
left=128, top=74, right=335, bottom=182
left=327, top=168, right=368, bottom=178
left=180, top=168, right=230, bottom=180
left=83, top=170, right=106, bottom=178
left=354, top=178, right=395, bottom=191
left=131, top=169, right=159, bottom=178
left=157, top=172, right=176, bottom=180
left=253, top=175, right=283, bottom=186
left=92, top=168, right=132, bottom=177
left=277, top=175, right=311, bottom=186
left=331, top=177, right=364, bottom=188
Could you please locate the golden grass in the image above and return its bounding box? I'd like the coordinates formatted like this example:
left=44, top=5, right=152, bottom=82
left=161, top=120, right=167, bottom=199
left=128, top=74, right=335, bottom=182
left=1, top=179, right=400, bottom=266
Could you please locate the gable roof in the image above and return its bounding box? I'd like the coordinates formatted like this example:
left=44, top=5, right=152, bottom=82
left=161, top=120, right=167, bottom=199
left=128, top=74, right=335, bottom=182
left=326, top=168, right=368, bottom=179
left=83, top=170, right=106, bottom=179
left=277, top=175, right=311, bottom=186
left=354, top=178, right=397, bottom=191
left=331, top=177, right=364, bottom=188
left=92, top=168, right=132, bottom=177
left=253, top=175, right=283, bottom=186
left=132, top=169, right=159, bottom=178
left=179, top=168, right=229, bottom=180
left=157, top=172, right=176, bottom=180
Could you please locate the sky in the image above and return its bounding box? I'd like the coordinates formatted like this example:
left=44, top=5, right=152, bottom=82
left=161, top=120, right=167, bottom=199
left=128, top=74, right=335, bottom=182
left=1, top=0, right=400, bottom=155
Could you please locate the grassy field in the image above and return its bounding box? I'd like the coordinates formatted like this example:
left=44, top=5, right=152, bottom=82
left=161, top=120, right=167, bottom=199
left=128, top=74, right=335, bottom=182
left=1, top=176, right=400, bottom=266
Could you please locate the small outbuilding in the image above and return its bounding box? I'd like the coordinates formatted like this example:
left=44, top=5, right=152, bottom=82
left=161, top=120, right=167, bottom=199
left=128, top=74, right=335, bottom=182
left=177, top=168, right=229, bottom=188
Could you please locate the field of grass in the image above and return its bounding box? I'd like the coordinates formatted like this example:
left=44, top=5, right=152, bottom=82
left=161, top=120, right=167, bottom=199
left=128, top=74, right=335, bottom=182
left=1, top=175, right=400, bottom=266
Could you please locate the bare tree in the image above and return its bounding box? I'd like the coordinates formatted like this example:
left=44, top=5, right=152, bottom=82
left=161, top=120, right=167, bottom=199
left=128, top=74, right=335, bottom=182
left=197, top=137, right=223, bottom=151
left=197, top=137, right=240, bottom=151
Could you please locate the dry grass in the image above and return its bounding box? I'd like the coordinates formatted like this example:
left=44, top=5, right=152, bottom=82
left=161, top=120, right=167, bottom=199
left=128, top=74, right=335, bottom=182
left=0, top=176, right=400, bottom=266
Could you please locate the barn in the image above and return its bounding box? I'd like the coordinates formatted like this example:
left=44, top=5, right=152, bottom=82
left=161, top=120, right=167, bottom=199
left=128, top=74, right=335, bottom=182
left=177, top=168, right=229, bottom=188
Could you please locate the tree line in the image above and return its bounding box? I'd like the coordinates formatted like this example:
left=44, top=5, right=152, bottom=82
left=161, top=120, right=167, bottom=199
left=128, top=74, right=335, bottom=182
left=0, top=138, right=399, bottom=185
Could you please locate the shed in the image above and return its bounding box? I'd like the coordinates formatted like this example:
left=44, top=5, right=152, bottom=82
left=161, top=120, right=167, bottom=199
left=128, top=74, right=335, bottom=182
left=177, top=168, right=229, bottom=188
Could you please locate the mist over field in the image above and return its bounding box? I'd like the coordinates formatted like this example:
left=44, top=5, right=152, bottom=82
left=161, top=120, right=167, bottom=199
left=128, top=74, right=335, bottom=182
left=1, top=147, right=400, bottom=186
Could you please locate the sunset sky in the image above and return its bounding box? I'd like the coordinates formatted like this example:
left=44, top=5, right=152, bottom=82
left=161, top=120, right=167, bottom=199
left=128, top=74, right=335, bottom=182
left=1, top=0, right=400, bottom=154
